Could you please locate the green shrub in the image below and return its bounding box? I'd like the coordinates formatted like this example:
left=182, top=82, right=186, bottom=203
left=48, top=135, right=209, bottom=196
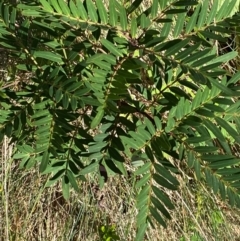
left=99, top=224, right=120, bottom=241
left=0, top=0, right=240, bottom=240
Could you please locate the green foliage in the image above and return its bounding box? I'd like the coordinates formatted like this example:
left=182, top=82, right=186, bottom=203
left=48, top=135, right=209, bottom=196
left=99, top=224, right=120, bottom=241
left=0, top=0, right=240, bottom=240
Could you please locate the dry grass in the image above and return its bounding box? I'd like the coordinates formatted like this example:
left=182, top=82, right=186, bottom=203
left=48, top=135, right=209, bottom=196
left=1, top=135, right=240, bottom=241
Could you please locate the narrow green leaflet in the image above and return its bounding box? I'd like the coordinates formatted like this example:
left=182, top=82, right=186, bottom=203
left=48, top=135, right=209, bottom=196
left=208, top=51, right=238, bottom=65
left=227, top=187, right=235, bottom=206
left=182, top=48, right=211, bottom=64
left=194, top=160, right=201, bottom=180
left=205, top=168, right=212, bottom=187
left=165, top=38, right=190, bottom=56
left=109, top=0, right=118, bottom=26
left=137, top=128, right=152, bottom=142
left=86, top=0, right=98, bottom=22
left=209, top=78, right=235, bottom=96
left=211, top=175, right=219, bottom=194
left=101, top=39, right=123, bottom=57
left=226, top=101, right=240, bottom=114
left=66, top=82, right=83, bottom=92
left=206, top=0, right=218, bottom=25
left=186, top=136, right=211, bottom=144
left=215, top=117, right=240, bottom=143
left=192, top=89, right=207, bottom=110
left=2, top=4, right=9, bottom=27
left=21, top=10, right=43, bottom=17
left=13, top=152, right=30, bottom=159
left=39, top=150, right=49, bottom=172
left=153, top=174, right=178, bottom=190
left=76, top=0, right=88, bottom=20
left=62, top=175, right=70, bottom=200
left=219, top=181, right=226, bottom=200
left=115, top=160, right=127, bottom=176
left=203, top=119, right=225, bottom=142
left=34, top=51, right=63, bottom=63
left=175, top=42, right=201, bottom=60
left=119, top=6, right=128, bottom=31
left=108, top=147, right=127, bottom=176
left=152, top=186, right=175, bottom=210
left=79, top=161, right=99, bottom=175
left=135, top=173, right=151, bottom=189
left=199, top=30, right=226, bottom=42
left=149, top=206, right=166, bottom=227
left=189, top=69, right=207, bottom=85
left=197, top=0, right=209, bottom=28
left=172, top=1, right=198, bottom=6
left=69, top=0, right=79, bottom=18
left=140, top=13, right=151, bottom=29
left=173, top=13, right=185, bottom=38
left=62, top=93, right=69, bottom=109
left=136, top=196, right=149, bottom=210
left=102, top=54, right=116, bottom=65
left=40, top=0, right=54, bottom=12
left=127, top=0, right=144, bottom=14
left=201, top=154, right=235, bottom=162
left=135, top=162, right=151, bottom=175
left=54, top=88, right=62, bottom=103
left=215, top=0, right=230, bottom=21
left=91, top=107, right=105, bottom=129
left=154, top=163, right=179, bottom=186
left=209, top=159, right=240, bottom=169
left=151, top=196, right=171, bottom=219
left=194, top=146, right=219, bottom=153
left=137, top=191, right=149, bottom=209
left=160, top=14, right=173, bottom=38
left=0, top=27, right=11, bottom=35
left=135, top=223, right=147, bottom=241
left=88, top=142, right=108, bottom=153
left=185, top=3, right=201, bottom=33
left=50, top=0, right=62, bottom=13
left=32, top=109, right=50, bottom=118
left=159, top=0, right=168, bottom=9
left=151, top=138, right=165, bottom=159
left=96, top=0, right=108, bottom=24
left=120, top=136, right=140, bottom=150
left=137, top=185, right=150, bottom=202
left=155, top=135, right=171, bottom=151
left=131, top=17, right=137, bottom=38
left=94, top=133, right=109, bottom=142
left=190, top=54, right=216, bottom=68
left=151, top=0, right=158, bottom=18
left=227, top=71, right=240, bottom=85
left=226, top=0, right=239, bottom=17
left=234, top=116, right=240, bottom=134
left=154, top=117, right=162, bottom=131
left=58, top=0, right=70, bottom=15
left=145, top=145, right=155, bottom=162
left=129, top=131, right=148, bottom=146
left=170, top=86, right=190, bottom=99
left=86, top=53, right=106, bottom=64
left=67, top=169, right=79, bottom=192
left=33, top=99, right=52, bottom=109
left=165, top=9, right=187, bottom=14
